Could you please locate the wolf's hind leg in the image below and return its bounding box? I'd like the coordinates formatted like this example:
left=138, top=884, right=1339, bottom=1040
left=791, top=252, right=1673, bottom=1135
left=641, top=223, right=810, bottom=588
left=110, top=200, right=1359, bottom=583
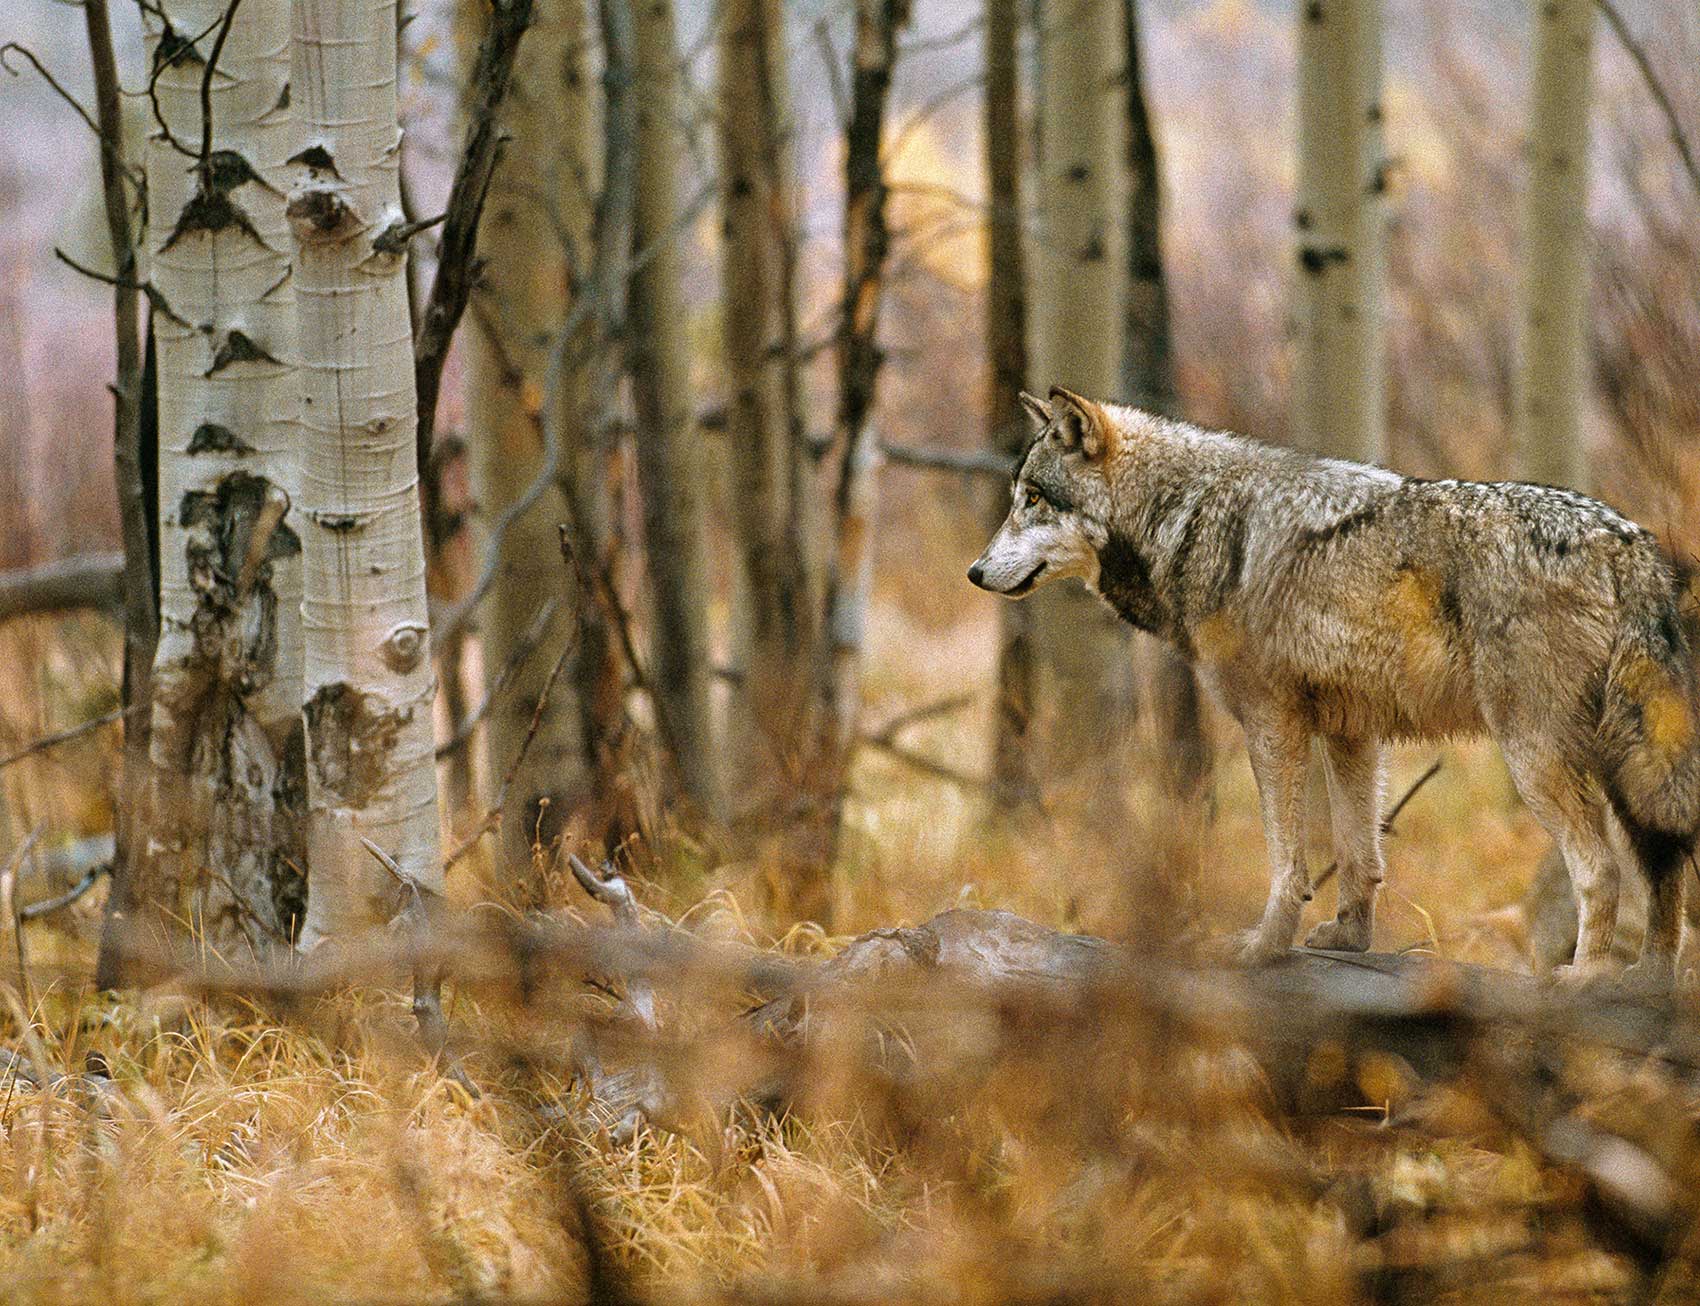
left=1504, top=745, right=1619, bottom=978
left=1607, top=808, right=1686, bottom=988
left=1305, top=736, right=1385, bottom=952
left=1235, top=710, right=1312, bottom=965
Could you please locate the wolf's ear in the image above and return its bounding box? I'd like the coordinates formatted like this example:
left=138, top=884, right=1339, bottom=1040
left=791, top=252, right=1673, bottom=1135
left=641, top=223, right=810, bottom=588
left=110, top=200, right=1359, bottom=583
left=1048, top=386, right=1114, bottom=461
left=1018, top=391, right=1053, bottom=431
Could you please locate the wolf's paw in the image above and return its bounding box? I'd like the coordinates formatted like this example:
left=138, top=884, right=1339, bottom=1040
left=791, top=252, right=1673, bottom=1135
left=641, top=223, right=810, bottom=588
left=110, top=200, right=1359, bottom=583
left=1549, top=960, right=1614, bottom=992
left=1223, top=928, right=1291, bottom=968
left=1303, top=918, right=1372, bottom=953
left=1619, top=957, right=1676, bottom=996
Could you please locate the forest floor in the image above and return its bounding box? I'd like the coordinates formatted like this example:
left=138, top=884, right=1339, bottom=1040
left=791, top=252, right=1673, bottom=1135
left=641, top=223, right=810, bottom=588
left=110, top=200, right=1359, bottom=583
left=0, top=608, right=1692, bottom=1305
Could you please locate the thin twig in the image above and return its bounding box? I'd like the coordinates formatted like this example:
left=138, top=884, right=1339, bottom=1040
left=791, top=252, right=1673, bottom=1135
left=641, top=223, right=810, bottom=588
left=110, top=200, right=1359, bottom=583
left=1594, top=0, right=1700, bottom=205
left=435, top=599, right=558, bottom=761
left=443, top=616, right=582, bottom=872
left=0, top=709, right=127, bottom=774
left=195, top=0, right=244, bottom=181
left=54, top=248, right=192, bottom=330
left=0, top=43, right=101, bottom=138
left=878, top=440, right=1010, bottom=478
left=858, top=736, right=990, bottom=790
left=1311, top=757, right=1444, bottom=892
left=557, top=524, right=671, bottom=765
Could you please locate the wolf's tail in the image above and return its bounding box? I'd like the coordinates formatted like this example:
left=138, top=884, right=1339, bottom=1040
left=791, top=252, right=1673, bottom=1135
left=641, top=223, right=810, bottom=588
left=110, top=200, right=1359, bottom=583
left=1599, top=572, right=1700, bottom=881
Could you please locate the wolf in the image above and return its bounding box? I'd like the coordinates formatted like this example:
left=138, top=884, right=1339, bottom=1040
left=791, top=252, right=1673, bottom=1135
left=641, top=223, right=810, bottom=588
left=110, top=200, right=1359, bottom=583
left=970, top=388, right=1700, bottom=984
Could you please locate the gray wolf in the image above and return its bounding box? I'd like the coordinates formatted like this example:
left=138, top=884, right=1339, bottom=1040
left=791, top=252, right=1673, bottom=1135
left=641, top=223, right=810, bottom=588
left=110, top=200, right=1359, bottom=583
left=969, top=388, right=1700, bottom=984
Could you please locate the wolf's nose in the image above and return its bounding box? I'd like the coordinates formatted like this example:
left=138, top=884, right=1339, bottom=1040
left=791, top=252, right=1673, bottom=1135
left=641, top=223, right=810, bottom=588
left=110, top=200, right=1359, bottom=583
left=967, top=562, right=985, bottom=588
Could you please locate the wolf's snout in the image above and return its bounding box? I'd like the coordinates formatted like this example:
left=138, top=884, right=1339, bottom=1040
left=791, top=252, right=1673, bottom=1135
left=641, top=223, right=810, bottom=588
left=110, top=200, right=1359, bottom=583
left=967, top=561, right=986, bottom=588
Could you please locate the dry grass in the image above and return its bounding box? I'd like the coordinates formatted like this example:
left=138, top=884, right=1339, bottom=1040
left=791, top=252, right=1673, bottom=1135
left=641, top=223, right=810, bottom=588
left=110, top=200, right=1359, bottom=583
left=0, top=594, right=1681, bottom=1305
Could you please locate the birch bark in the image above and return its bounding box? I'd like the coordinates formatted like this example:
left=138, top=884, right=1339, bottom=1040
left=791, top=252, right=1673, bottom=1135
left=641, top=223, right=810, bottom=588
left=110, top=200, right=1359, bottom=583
left=130, top=0, right=307, bottom=957
left=288, top=0, right=441, bottom=944
left=1031, top=0, right=1135, bottom=801
left=1292, top=0, right=1386, bottom=463
left=1515, top=0, right=1595, bottom=491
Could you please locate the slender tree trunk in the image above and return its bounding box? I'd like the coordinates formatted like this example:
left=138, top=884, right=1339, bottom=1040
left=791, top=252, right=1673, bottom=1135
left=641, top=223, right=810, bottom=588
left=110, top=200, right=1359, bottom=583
left=1120, top=0, right=1210, bottom=799
left=123, top=0, right=307, bottom=967
left=1293, top=0, right=1386, bottom=463
left=288, top=0, right=442, bottom=944
left=83, top=0, right=158, bottom=987
left=718, top=0, right=818, bottom=811
left=629, top=0, right=720, bottom=819
left=820, top=0, right=909, bottom=807
left=561, top=0, right=639, bottom=836
left=1515, top=0, right=1595, bottom=491
left=1031, top=0, right=1134, bottom=815
left=984, top=0, right=1038, bottom=813
left=464, top=0, right=599, bottom=883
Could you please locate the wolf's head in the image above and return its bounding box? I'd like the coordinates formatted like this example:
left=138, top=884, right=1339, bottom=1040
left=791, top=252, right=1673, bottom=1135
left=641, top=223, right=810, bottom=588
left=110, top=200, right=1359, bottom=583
left=968, top=387, right=1119, bottom=598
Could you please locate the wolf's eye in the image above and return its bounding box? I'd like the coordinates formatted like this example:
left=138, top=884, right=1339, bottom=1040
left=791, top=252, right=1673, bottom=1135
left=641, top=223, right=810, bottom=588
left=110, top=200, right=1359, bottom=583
left=1025, top=489, right=1041, bottom=509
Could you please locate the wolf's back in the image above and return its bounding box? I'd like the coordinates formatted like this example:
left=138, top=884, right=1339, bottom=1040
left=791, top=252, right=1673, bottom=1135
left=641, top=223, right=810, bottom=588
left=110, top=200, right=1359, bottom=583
left=1598, top=565, right=1700, bottom=878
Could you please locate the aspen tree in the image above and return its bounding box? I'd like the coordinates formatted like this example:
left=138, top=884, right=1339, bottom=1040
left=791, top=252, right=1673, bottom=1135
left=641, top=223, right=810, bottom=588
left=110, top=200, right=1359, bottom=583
left=287, top=0, right=442, bottom=944
left=1120, top=0, right=1210, bottom=797
left=130, top=0, right=307, bottom=955
left=1293, top=0, right=1386, bottom=463
left=821, top=0, right=908, bottom=799
left=984, top=0, right=1038, bottom=811
left=1515, top=0, right=1595, bottom=490
left=1031, top=0, right=1135, bottom=799
left=464, top=0, right=600, bottom=877
left=718, top=0, right=818, bottom=806
left=630, top=0, right=721, bottom=817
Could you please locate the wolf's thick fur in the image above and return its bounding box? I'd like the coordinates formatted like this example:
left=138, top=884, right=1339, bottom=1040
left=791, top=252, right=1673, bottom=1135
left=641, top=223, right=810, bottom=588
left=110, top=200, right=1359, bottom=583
left=970, top=389, right=1700, bottom=982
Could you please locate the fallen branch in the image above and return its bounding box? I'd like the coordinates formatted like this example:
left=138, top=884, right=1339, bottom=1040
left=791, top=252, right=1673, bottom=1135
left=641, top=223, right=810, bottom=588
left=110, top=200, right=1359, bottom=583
left=0, top=552, right=125, bottom=623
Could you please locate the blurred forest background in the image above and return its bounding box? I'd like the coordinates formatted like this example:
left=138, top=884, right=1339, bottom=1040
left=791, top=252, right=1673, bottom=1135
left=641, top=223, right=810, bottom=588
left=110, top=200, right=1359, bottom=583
left=1, top=0, right=1700, bottom=1301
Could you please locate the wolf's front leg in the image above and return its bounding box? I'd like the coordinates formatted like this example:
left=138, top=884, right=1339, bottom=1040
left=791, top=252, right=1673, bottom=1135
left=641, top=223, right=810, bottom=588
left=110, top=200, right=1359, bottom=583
left=1235, top=711, right=1313, bottom=965
left=1305, top=736, right=1385, bottom=952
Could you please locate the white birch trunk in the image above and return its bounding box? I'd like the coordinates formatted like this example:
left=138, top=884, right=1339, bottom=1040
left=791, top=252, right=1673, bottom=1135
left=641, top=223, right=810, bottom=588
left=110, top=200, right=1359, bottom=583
left=137, top=0, right=307, bottom=951
left=1515, top=0, right=1595, bottom=491
left=288, top=0, right=441, bottom=945
left=1031, top=0, right=1134, bottom=792
left=464, top=0, right=599, bottom=878
left=1293, top=0, right=1386, bottom=463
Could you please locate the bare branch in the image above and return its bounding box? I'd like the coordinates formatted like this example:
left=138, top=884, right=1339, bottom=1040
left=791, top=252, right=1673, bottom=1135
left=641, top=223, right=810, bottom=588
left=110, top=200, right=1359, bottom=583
left=1594, top=0, right=1700, bottom=205
left=435, top=598, right=557, bottom=761
left=0, top=42, right=102, bottom=139
left=0, top=551, right=126, bottom=624
left=414, top=0, right=537, bottom=472
left=434, top=183, right=714, bottom=649
left=0, top=709, right=128, bottom=774
left=877, top=440, right=1009, bottom=477
left=54, top=247, right=192, bottom=329
left=195, top=0, right=244, bottom=181
left=1312, top=757, right=1443, bottom=891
